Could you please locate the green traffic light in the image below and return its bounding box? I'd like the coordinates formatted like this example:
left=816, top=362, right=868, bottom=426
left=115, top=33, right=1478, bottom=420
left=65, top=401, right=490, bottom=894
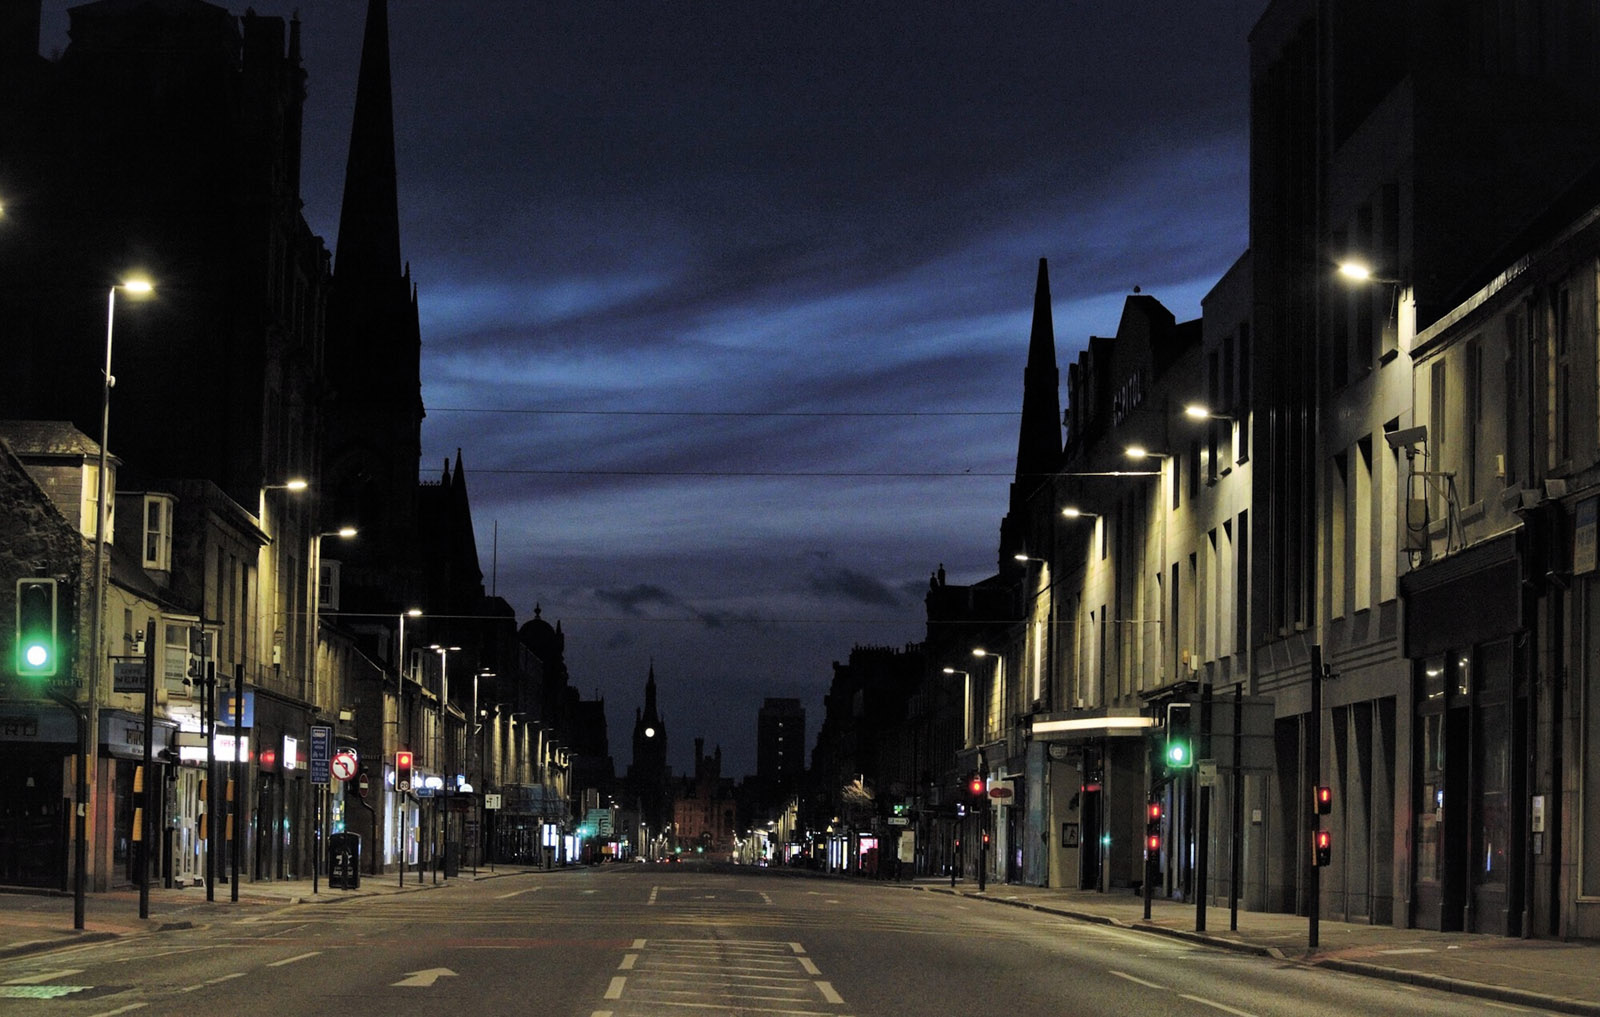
left=1165, top=740, right=1193, bottom=768
left=15, top=578, right=59, bottom=679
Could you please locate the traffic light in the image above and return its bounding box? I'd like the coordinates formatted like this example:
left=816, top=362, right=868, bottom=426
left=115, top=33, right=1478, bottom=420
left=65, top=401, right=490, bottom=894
left=1313, top=829, right=1331, bottom=867
left=968, top=773, right=986, bottom=800
left=15, top=578, right=59, bottom=679
left=1145, top=800, right=1163, bottom=854
left=395, top=750, right=414, bottom=792
left=1314, top=785, right=1332, bottom=815
left=1163, top=701, right=1193, bottom=770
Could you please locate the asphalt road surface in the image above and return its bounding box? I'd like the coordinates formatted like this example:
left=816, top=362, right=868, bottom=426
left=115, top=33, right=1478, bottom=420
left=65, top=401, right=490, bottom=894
left=0, top=863, right=1562, bottom=1017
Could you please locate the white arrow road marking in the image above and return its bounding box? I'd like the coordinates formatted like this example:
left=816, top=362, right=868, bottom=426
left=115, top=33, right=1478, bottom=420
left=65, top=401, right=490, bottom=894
left=391, top=968, right=458, bottom=988
left=496, top=886, right=543, bottom=899
left=4, top=970, right=85, bottom=984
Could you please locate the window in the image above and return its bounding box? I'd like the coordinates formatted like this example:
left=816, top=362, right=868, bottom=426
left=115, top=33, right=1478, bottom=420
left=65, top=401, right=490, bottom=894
left=319, top=560, right=342, bottom=612
left=142, top=494, right=173, bottom=571
left=1430, top=360, right=1448, bottom=522
left=1236, top=323, right=1251, bottom=464
left=1355, top=438, right=1372, bottom=613
left=1330, top=451, right=1348, bottom=620
left=1464, top=338, right=1482, bottom=504
left=1553, top=286, right=1572, bottom=466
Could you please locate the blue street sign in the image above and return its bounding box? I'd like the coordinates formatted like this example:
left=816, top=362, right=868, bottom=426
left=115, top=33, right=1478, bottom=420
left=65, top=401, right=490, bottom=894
left=309, top=725, right=333, bottom=785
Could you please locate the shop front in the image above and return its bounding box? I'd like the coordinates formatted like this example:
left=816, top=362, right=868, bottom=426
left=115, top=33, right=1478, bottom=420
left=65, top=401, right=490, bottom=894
left=1401, top=531, right=1527, bottom=936
left=0, top=703, right=76, bottom=889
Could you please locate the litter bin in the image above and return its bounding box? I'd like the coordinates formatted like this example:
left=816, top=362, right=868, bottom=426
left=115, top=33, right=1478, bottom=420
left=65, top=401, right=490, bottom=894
left=328, top=831, right=361, bottom=890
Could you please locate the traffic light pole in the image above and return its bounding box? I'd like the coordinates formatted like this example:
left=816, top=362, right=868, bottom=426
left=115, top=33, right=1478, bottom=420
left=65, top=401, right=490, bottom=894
left=1309, top=644, right=1324, bottom=950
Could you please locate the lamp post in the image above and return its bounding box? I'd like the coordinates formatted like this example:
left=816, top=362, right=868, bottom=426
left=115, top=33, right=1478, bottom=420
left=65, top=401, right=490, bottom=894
left=306, top=526, right=354, bottom=890
left=77, top=277, right=153, bottom=930
left=472, top=669, right=493, bottom=873
left=429, top=644, right=459, bottom=881
left=396, top=607, right=421, bottom=683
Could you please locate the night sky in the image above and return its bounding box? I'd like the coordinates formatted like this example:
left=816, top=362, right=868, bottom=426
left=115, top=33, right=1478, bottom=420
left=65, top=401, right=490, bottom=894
left=42, top=1, right=1263, bottom=776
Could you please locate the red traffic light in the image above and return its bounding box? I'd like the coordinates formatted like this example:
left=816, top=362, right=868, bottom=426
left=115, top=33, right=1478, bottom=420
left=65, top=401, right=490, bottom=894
left=1147, top=802, right=1163, bottom=822
left=1146, top=833, right=1161, bottom=853
left=1315, top=785, right=1332, bottom=814
left=1313, top=829, right=1331, bottom=866
left=395, top=750, right=414, bottom=792
left=968, top=775, right=985, bottom=798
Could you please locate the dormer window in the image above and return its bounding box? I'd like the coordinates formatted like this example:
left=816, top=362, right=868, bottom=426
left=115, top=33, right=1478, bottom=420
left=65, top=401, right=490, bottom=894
left=143, top=494, right=174, bottom=571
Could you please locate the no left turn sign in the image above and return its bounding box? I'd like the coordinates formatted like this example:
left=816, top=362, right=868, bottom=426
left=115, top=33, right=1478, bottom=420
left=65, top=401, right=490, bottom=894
left=331, top=751, right=358, bottom=781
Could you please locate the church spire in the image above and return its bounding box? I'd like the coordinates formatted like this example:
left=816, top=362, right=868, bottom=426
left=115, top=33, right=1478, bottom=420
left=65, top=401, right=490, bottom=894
left=1014, top=257, right=1061, bottom=491
left=335, top=0, right=402, bottom=283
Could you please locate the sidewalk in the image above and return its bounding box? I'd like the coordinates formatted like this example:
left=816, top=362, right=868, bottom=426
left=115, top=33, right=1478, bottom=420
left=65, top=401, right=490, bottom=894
left=910, top=878, right=1600, bottom=1016
left=0, top=863, right=543, bottom=961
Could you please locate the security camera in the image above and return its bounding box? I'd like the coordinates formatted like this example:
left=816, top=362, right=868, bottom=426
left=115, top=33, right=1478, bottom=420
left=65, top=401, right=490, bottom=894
left=1384, top=425, right=1427, bottom=449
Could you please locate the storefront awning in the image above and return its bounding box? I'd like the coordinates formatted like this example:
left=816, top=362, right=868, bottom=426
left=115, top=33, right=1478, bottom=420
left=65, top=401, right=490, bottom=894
left=1031, top=709, right=1154, bottom=741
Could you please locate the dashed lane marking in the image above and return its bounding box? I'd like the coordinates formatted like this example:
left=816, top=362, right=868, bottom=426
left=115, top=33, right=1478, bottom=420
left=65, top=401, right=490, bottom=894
left=267, top=951, right=322, bottom=967
left=1107, top=970, right=1166, bottom=990
left=1178, top=994, right=1260, bottom=1017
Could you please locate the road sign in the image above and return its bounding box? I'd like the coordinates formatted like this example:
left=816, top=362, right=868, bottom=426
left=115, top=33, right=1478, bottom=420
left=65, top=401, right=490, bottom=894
left=309, top=725, right=333, bottom=785
left=988, top=780, right=1014, bottom=800
left=331, top=751, right=358, bottom=781
left=113, top=658, right=148, bottom=694
left=484, top=793, right=502, bottom=810
left=357, top=770, right=370, bottom=798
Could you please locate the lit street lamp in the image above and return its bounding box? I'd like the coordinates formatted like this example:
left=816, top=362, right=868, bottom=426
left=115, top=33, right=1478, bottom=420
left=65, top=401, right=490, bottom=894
left=78, top=276, right=153, bottom=930
left=429, top=643, right=460, bottom=882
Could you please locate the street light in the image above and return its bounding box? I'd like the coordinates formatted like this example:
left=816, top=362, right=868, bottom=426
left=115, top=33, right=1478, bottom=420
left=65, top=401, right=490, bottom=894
left=80, top=276, right=153, bottom=930
left=1336, top=260, right=1399, bottom=285
left=1061, top=507, right=1099, bottom=519
left=1182, top=403, right=1235, bottom=422
left=396, top=607, right=422, bottom=683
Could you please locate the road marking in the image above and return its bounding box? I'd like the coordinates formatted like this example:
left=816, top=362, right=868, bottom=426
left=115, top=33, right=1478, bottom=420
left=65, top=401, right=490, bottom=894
left=1478, top=1003, right=1531, bottom=1013
left=590, top=1012, right=612, bottom=1017
left=496, top=886, right=543, bottom=899
left=605, top=976, right=626, bottom=1000
left=633, top=939, right=648, bottom=949
left=88, top=1005, right=147, bottom=1017
left=797, top=958, right=820, bottom=976
left=788, top=942, right=805, bottom=954
left=391, top=968, right=458, bottom=988
left=620, top=954, right=639, bottom=970
left=267, top=952, right=322, bottom=967
left=180, top=972, right=246, bottom=993
left=815, top=981, right=844, bottom=1004
left=1377, top=947, right=1435, bottom=954
left=760, top=892, right=774, bottom=905
left=649, top=886, right=660, bottom=905
left=1179, top=993, right=1259, bottom=1017
left=4, top=969, right=85, bottom=984
left=1108, top=970, right=1166, bottom=990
